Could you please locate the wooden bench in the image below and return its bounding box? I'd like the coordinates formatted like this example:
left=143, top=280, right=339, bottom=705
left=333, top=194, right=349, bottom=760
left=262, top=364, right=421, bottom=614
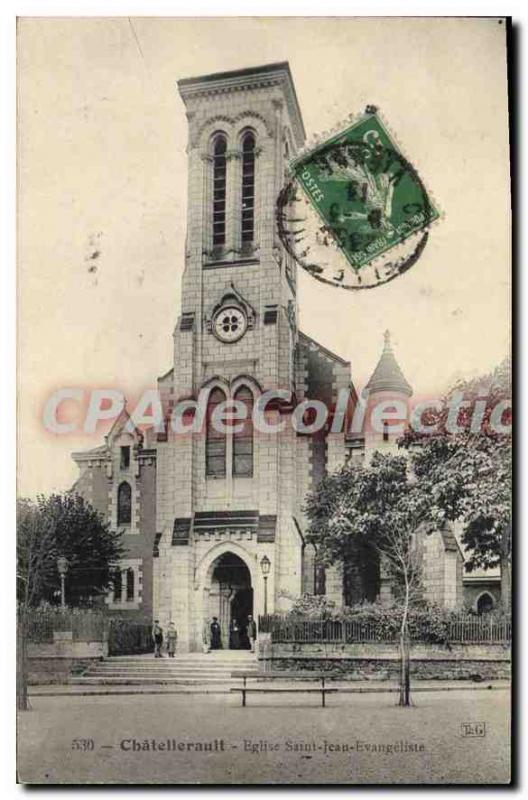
left=230, top=671, right=338, bottom=707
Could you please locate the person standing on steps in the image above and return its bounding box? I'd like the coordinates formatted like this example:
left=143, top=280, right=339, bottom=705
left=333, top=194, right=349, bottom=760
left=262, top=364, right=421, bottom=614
left=166, top=621, right=177, bottom=658
left=202, top=617, right=211, bottom=653
left=210, top=617, right=222, bottom=650
left=230, top=619, right=240, bottom=650
left=152, top=620, right=164, bottom=658
left=246, top=614, right=257, bottom=653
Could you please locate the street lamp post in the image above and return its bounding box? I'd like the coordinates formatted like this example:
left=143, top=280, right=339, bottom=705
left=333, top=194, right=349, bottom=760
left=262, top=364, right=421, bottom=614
left=56, top=557, right=69, bottom=609
left=260, top=555, right=271, bottom=616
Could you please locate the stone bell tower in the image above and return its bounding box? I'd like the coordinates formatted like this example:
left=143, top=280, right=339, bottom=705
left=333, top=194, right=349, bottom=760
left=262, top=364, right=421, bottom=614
left=173, top=62, right=306, bottom=398
left=153, top=63, right=308, bottom=651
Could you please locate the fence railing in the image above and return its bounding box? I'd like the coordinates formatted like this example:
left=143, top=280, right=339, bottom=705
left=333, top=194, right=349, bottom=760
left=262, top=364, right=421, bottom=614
left=19, top=608, right=153, bottom=655
left=258, top=614, right=512, bottom=645
left=20, top=608, right=106, bottom=643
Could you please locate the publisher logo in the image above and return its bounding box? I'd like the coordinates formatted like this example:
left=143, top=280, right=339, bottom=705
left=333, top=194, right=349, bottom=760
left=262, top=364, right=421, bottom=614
left=460, top=723, right=486, bottom=738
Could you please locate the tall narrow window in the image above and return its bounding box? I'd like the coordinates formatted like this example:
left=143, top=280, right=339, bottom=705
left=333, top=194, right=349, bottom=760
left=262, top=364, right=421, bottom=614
left=112, top=569, right=123, bottom=602
left=241, top=132, right=256, bottom=245
left=120, top=445, right=130, bottom=470
left=206, top=388, right=227, bottom=477
left=314, top=560, right=326, bottom=596
left=126, top=568, right=135, bottom=602
left=117, top=482, right=132, bottom=525
left=233, top=386, right=253, bottom=478
left=383, top=422, right=389, bottom=442
left=212, top=135, right=227, bottom=248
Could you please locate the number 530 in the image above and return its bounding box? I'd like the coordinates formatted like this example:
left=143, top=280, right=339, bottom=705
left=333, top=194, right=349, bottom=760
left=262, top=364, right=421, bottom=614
left=71, top=738, right=94, bottom=751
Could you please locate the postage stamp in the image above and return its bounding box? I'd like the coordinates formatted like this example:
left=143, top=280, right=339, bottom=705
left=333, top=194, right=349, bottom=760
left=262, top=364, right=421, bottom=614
left=279, top=111, right=440, bottom=289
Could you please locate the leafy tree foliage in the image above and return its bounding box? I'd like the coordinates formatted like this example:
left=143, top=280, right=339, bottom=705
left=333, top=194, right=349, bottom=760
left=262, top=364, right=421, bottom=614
left=17, top=493, right=125, bottom=607
left=401, top=358, right=512, bottom=605
left=305, top=451, right=428, bottom=583
left=305, top=451, right=431, bottom=705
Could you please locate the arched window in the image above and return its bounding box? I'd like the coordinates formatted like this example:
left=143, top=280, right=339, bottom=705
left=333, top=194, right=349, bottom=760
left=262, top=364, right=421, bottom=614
left=117, top=482, right=132, bottom=525
left=241, top=132, right=256, bottom=245
left=212, top=135, right=227, bottom=248
left=206, top=388, right=227, bottom=477
left=126, top=568, right=135, bottom=602
left=477, top=592, right=494, bottom=615
left=233, top=386, right=253, bottom=478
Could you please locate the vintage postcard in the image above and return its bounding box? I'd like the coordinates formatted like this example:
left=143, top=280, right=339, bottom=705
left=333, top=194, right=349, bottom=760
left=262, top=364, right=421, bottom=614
left=16, top=17, right=512, bottom=785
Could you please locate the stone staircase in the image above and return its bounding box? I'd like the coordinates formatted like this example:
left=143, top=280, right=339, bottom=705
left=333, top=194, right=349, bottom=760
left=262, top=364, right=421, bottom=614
left=71, top=651, right=259, bottom=688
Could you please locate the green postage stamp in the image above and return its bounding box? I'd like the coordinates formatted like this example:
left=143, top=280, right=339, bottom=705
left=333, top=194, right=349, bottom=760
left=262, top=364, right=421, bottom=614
left=291, top=113, right=440, bottom=272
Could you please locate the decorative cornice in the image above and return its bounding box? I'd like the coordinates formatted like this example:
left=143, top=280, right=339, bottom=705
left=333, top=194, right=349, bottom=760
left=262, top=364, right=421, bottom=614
left=178, top=62, right=305, bottom=148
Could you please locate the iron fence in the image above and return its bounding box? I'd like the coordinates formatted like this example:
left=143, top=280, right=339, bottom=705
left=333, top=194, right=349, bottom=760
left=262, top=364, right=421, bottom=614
left=20, top=608, right=106, bottom=643
left=258, top=614, right=511, bottom=645
left=19, top=607, right=154, bottom=654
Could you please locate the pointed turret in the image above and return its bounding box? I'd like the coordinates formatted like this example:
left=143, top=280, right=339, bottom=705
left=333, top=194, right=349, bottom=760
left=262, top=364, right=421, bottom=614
left=365, top=330, right=412, bottom=397
left=363, top=331, right=413, bottom=453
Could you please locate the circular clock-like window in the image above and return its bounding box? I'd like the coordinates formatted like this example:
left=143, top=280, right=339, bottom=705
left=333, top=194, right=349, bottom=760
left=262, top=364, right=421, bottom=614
left=213, top=306, right=247, bottom=343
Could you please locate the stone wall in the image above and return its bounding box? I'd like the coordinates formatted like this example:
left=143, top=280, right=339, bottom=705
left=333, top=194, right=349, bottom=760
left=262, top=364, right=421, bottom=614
left=261, top=641, right=511, bottom=681
left=26, top=639, right=108, bottom=685
left=26, top=657, right=99, bottom=685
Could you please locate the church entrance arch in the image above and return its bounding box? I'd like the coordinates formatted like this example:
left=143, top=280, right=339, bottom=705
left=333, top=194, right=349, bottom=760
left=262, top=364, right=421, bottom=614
left=204, top=550, right=254, bottom=650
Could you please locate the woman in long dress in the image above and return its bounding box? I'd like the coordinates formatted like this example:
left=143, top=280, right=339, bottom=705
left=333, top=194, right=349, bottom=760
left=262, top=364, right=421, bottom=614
left=210, top=617, right=222, bottom=649
left=230, top=620, right=240, bottom=650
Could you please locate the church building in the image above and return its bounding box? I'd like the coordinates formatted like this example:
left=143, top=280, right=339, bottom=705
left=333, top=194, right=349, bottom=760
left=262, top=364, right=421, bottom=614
left=72, top=63, right=464, bottom=651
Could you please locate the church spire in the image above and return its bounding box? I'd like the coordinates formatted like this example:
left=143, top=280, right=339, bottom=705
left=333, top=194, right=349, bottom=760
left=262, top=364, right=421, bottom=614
left=365, top=330, right=413, bottom=396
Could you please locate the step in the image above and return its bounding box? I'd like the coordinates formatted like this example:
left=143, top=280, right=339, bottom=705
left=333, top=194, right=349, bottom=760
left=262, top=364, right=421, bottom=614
left=68, top=675, right=241, bottom=686
left=84, top=672, right=255, bottom=680
left=98, top=659, right=257, bottom=665
left=104, top=656, right=257, bottom=662
left=86, top=665, right=259, bottom=677
left=87, top=665, right=258, bottom=672
left=102, top=658, right=258, bottom=669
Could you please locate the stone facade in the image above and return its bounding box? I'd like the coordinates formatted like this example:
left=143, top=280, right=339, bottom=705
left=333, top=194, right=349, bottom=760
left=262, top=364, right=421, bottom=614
left=71, top=62, right=468, bottom=651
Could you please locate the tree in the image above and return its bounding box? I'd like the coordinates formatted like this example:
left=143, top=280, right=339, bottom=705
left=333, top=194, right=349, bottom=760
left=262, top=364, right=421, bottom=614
left=305, top=452, right=429, bottom=706
left=17, top=498, right=57, bottom=607
left=17, top=493, right=125, bottom=607
left=401, top=358, right=512, bottom=608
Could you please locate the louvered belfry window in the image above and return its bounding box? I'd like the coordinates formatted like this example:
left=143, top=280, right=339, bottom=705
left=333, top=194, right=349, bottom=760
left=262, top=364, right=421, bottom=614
left=212, top=135, right=227, bottom=247
left=233, top=386, right=254, bottom=477
left=241, top=132, right=256, bottom=244
left=206, top=388, right=227, bottom=477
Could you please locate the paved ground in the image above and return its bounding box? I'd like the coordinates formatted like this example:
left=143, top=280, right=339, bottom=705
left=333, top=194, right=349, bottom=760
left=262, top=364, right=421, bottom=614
left=17, top=689, right=511, bottom=785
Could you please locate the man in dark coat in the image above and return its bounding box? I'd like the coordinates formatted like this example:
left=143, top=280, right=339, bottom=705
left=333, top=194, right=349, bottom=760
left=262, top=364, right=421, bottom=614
left=210, top=617, right=222, bottom=649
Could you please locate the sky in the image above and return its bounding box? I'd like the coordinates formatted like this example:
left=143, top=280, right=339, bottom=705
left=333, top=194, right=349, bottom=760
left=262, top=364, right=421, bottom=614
left=17, top=17, right=511, bottom=497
